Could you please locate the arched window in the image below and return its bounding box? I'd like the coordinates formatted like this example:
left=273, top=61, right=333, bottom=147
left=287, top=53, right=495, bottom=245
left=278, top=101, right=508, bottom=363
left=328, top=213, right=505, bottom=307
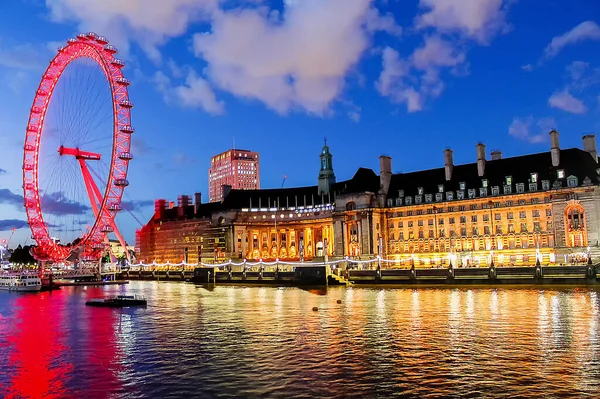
left=346, top=201, right=356, bottom=211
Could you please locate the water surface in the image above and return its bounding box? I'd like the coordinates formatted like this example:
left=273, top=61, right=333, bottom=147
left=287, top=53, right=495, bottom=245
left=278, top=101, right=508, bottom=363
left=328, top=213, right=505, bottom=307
left=1, top=282, right=599, bottom=398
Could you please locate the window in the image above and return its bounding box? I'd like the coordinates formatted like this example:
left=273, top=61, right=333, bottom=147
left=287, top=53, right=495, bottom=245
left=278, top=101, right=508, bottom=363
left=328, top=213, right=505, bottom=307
left=531, top=173, right=538, bottom=183
left=520, top=223, right=527, bottom=233
left=483, top=214, right=489, bottom=221
left=470, top=204, right=478, bottom=210
left=459, top=205, right=466, bottom=211
left=408, top=221, right=413, bottom=228
left=387, top=198, right=394, bottom=207
left=418, top=187, right=424, bottom=195
left=460, top=216, right=467, bottom=223
left=459, top=182, right=466, bottom=190
left=435, top=193, right=443, bottom=202
left=480, top=187, right=488, bottom=197
left=557, top=169, right=565, bottom=179
left=532, top=210, right=540, bottom=217
left=516, top=183, right=525, bottom=193
left=492, top=186, right=500, bottom=196
left=395, top=198, right=402, bottom=206
left=542, top=180, right=550, bottom=190
left=468, top=189, right=476, bottom=199
left=503, top=185, right=512, bottom=194
left=438, top=184, right=444, bottom=193
left=473, top=226, right=479, bottom=235
left=417, top=209, right=423, bottom=215
left=507, top=212, right=514, bottom=219
left=428, top=219, right=434, bottom=226
left=405, top=197, right=412, bottom=205
left=484, top=226, right=490, bottom=235
left=418, top=220, right=424, bottom=226
left=457, top=191, right=465, bottom=200
left=519, top=211, right=526, bottom=219
left=567, top=176, right=578, bottom=187
left=546, top=209, right=552, bottom=217
left=398, top=190, right=405, bottom=197
left=446, top=192, right=454, bottom=201
left=482, top=179, right=488, bottom=188
left=506, top=176, right=512, bottom=185
left=425, top=194, right=433, bottom=203
left=449, top=217, right=455, bottom=224
left=461, top=227, right=467, bottom=236
left=415, top=195, right=422, bottom=204
left=529, top=183, right=537, bottom=192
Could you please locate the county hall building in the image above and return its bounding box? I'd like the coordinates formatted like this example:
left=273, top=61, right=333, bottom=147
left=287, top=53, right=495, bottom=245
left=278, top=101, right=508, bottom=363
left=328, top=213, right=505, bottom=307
left=137, top=130, right=600, bottom=267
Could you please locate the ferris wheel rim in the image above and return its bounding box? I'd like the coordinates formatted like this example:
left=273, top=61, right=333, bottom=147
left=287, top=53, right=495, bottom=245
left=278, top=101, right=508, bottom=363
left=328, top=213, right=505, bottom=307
left=22, top=33, right=133, bottom=262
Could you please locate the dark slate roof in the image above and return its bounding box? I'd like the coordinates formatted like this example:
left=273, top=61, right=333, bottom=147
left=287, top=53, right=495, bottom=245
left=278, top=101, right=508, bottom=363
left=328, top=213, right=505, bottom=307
left=220, top=167, right=380, bottom=210
left=387, top=148, right=599, bottom=199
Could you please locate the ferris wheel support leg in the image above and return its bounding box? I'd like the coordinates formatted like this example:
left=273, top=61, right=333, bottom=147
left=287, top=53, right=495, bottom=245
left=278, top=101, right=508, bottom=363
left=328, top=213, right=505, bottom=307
left=79, top=159, right=131, bottom=264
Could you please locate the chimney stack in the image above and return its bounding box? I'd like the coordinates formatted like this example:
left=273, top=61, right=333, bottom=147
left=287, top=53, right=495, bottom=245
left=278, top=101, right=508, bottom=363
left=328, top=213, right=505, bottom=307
left=154, top=199, right=166, bottom=220
left=583, top=134, right=597, bottom=162
left=178, top=195, right=190, bottom=219
left=490, top=150, right=502, bottom=160
left=194, top=192, right=202, bottom=213
left=444, top=148, right=454, bottom=181
left=476, top=143, right=486, bottom=177
left=379, top=155, right=392, bottom=195
left=550, top=129, right=560, bottom=167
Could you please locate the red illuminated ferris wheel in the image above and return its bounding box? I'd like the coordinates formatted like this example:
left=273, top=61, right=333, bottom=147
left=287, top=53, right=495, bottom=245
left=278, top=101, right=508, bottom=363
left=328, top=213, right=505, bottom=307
left=22, top=33, right=134, bottom=263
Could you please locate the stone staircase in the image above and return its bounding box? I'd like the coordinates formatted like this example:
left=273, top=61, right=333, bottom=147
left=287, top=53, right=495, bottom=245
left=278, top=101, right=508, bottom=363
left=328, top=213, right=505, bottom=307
left=328, top=271, right=351, bottom=286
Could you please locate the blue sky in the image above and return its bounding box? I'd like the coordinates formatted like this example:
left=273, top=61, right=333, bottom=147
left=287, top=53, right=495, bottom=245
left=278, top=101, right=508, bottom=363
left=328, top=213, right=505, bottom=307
left=0, top=0, right=599, bottom=246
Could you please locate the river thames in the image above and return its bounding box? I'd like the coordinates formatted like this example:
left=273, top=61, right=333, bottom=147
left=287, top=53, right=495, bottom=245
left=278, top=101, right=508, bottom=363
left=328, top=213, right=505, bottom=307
left=1, top=282, right=599, bottom=398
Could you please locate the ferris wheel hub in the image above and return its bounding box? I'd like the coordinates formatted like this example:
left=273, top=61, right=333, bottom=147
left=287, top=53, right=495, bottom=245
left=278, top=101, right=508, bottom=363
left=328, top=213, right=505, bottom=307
left=58, top=146, right=101, bottom=160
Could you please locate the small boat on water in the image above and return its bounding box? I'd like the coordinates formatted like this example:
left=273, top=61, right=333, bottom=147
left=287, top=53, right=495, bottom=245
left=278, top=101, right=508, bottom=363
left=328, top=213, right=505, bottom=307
left=85, top=294, right=147, bottom=307
left=0, top=272, right=42, bottom=292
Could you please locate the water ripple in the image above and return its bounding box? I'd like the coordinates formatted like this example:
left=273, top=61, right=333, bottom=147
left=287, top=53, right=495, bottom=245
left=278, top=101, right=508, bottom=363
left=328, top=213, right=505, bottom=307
left=1, top=284, right=600, bottom=398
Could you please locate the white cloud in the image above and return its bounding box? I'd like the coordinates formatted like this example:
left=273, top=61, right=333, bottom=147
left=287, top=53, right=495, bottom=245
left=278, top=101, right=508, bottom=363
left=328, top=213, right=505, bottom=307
left=193, top=0, right=395, bottom=115
left=544, top=21, right=600, bottom=59
left=548, top=90, right=587, bottom=114
left=415, top=0, right=510, bottom=43
left=44, top=0, right=220, bottom=61
left=521, top=64, right=533, bottom=72
left=154, top=70, right=224, bottom=115
left=508, top=116, right=555, bottom=144
left=376, top=36, right=466, bottom=112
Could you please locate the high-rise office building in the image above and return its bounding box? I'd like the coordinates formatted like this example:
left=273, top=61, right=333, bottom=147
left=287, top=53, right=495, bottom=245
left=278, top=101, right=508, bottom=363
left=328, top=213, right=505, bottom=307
left=208, top=149, right=260, bottom=202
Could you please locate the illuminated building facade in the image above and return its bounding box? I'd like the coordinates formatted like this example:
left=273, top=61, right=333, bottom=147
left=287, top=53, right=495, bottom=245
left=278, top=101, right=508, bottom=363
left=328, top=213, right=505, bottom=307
left=208, top=149, right=260, bottom=202
left=139, top=131, right=600, bottom=267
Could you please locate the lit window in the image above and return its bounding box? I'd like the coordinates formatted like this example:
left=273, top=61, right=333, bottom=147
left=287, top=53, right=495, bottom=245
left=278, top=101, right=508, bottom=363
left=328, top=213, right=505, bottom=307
left=418, top=187, right=424, bottom=195
left=506, top=176, right=512, bottom=185
left=482, top=179, right=488, bottom=188
left=438, top=184, right=444, bottom=193
left=557, top=169, right=565, bottom=179
left=459, top=182, right=466, bottom=190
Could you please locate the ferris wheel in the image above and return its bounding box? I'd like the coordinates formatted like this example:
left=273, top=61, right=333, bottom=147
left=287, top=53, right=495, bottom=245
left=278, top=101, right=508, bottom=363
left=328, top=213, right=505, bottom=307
left=22, top=33, right=134, bottom=263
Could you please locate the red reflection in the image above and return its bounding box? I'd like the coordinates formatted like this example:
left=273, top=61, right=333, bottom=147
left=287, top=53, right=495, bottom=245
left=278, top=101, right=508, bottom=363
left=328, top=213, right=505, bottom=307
left=4, top=292, right=72, bottom=399
left=82, top=289, right=125, bottom=396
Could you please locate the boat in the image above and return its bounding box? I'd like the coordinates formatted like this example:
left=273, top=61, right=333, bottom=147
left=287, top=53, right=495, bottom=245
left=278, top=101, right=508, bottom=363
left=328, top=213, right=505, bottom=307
left=85, top=294, right=147, bottom=307
left=0, top=272, right=42, bottom=292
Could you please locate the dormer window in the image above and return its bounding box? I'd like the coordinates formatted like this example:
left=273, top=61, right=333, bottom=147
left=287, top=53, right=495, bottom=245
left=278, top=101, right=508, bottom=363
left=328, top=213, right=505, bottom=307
left=516, top=183, right=525, bottom=193
left=405, top=196, right=412, bottom=205
left=425, top=194, right=433, bottom=203
left=418, top=187, right=424, bottom=195
left=387, top=198, right=394, bottom=207
left=435, top=193, right=443, bottom=202
left=530, top=173, right=538, bottom=183
left=482, top=179, right=488, bottom=188
left=491, top=186, right=500, bottom=196
left=438, top=184, right=444, bottom=193
left=503, top=185, right=512, bottom=195
left=459, top=182, right=466, bottom=190
left=506, top=176, right=512, bottom=185
left=398, top=190, right=405, bottom=197
left=567, top=176, right=578, bottom=187
left=557, top=169, right=565, bottom=179
left=395, top=198, right=402, bottom=206
left=415, top=195, right=422, bottom=204
left=468, top=189, right=476, bottom=199
left=457, top=191, right=465, bottom=200
left=542, top=180, right=550, bottom=190
left=479, top=187, right=488, bottom=197
left=446, top=192, right=454, bottom=201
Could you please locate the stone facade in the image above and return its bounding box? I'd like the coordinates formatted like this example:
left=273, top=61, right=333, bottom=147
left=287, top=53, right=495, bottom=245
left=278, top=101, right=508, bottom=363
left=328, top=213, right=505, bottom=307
left=138, top=132, right=600, bottom=266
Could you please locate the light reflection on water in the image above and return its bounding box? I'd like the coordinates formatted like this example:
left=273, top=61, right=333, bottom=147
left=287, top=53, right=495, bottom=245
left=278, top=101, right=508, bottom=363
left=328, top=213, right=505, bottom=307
left=0, top=283, right=600, bottom=398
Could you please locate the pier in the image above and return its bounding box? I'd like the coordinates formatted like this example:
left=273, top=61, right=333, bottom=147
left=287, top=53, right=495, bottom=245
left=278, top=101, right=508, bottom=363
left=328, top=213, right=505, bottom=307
left=117, top=261, right=600, bottom=287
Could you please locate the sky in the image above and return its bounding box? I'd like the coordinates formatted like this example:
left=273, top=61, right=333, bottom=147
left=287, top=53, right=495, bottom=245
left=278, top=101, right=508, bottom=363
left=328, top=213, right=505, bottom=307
left=0, top=0, right=599, bottom=247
